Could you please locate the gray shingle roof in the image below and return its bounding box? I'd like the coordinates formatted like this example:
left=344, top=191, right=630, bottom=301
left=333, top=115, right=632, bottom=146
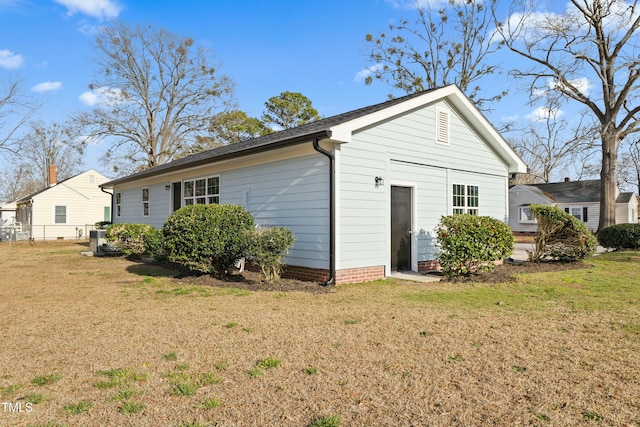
left=101, top=88, right=438, bottom=187
left=524, top=180, right=633, bottom=204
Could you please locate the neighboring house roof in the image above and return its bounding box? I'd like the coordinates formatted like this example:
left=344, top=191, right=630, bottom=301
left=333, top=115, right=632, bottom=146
left=617, top=192, right=636, bottom=204
left=516, top=179, right=634, bottom=204
left=102, top=84, right=527, bottom=188
left=16, top=169, right=105, bottom=204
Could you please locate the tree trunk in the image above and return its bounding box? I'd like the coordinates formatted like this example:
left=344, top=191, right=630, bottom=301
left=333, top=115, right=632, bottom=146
left=599, top=131, right=618, bottom=231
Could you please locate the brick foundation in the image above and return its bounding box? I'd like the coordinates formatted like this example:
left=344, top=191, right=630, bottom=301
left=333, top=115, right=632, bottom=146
left=282, top=265, right=386, bottom=285
left=418, top=260, right=440, bottom=272
left=334, top=265, right=386, bottom=285
left=282, top=265, right=331, bottom=283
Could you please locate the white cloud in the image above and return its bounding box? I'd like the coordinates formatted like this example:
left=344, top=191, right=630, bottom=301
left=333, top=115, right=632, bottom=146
left=354, top=64, right=384, bottom=82
left=79, top=86, right=124, bottom=107
left=0, top=49, right=24, bottom=69
left=31, top=81, right=62, bottom=92
left=54, top=0, right=122, bottom=20
left=526, top=106, right=565, bottom=122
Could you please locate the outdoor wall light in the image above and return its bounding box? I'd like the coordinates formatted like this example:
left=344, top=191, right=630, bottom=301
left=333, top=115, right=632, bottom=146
left=165, top=184, right=171, bottom=191
left=375, top=176, right=384, bottom=187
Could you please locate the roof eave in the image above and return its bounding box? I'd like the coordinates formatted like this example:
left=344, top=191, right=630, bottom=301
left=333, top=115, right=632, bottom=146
left=101, top=130, right=332, bottom=188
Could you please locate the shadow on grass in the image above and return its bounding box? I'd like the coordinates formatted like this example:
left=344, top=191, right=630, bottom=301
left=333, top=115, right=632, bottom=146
left=125, top=259, right=248, bottom=283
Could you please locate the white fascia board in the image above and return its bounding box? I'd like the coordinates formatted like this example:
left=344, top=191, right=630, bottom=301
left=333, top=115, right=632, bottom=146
left=329, top=85, right=527, bottom=174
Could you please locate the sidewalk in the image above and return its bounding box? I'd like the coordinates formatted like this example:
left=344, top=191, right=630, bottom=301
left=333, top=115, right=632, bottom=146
left=511, top=242, right=607, bottom=261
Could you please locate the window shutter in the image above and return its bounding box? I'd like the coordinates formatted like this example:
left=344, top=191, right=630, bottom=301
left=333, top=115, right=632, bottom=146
left=583, top=207, right=588, bottom=222
left=437, top=110, right=449, bottom=144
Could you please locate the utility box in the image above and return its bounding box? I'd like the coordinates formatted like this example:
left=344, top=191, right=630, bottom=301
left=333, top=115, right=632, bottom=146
left=89, top=229, right=107, bottom=254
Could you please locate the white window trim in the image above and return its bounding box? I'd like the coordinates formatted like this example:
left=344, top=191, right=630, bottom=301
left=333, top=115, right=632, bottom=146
left=115, top=192, right=122, bottom=217
left=452, top=183, right=479, bottom=215
left=142, top=187, right=150, bottom=217
left=565, top=205, right=588, bottom=222
left=54, top=205, right=67, bottom=224
left=436, top=107, right=450, bottom=145
left=518, top=206, right=536, bottom=224
left=183, top=176, right=220, bottom=206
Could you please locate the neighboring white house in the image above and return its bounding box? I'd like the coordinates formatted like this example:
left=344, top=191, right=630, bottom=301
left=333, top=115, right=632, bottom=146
left=0, top=200, right=17, bottom=222
left=509, top=179, right=638, bottom=233
left=100, top=85, right=527, bottom=285
left=15, top=169, right=112, bottom=240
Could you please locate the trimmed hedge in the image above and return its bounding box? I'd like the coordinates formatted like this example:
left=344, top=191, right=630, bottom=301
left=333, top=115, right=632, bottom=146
left=597, top=223, right=640, bottom=250
left=105, top=223, right=154, bottom=256
left=249, top=227, right=296, bottom=283
left=529, top=204, right=597, bottom=261
left=143, top=227, right=166, bottom=261
left=162, top=204, right=254, bottom=275
left=435, top=214, right=514, bottom=277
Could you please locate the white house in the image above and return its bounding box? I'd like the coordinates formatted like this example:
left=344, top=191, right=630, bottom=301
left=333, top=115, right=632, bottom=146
left=0, top=200, right=17, bottom=222
left=100, top=85, right=526, bottom=285
left=509, top=179, right=638, bottom=233
left=15, top=169, right=112, bottom=240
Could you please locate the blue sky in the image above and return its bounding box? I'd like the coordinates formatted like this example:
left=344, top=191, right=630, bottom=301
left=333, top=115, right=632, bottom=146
left=0, top=0, right=570, bottom=177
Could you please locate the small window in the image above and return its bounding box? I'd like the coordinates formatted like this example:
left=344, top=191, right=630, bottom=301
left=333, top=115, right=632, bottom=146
left=518, top=206, right=536, bottom=223
left=54, top=205, right=67, bottom=224
left=565, top=206, right=588, bottom=222
left=142, top=188, right=150, bottom=216
left=452, top=184, right=479, bottom=215
left=436, top=108, right=450, bottom=144
left=104, top=206, right=111, bottom=222
left=115, top=192, right=122, bottom=217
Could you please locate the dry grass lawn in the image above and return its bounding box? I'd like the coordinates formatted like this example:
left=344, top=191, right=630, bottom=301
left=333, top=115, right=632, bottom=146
left=1, top=240, right=639, bottom=427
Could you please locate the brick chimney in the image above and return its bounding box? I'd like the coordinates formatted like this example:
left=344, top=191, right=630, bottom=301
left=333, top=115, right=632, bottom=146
left=564, top=177, right=571, bottom=182
left=48, top=165, right=57, bottom=187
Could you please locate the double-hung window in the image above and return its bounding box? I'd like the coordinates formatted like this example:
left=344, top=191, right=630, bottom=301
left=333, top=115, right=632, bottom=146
left=54, top=205, right=67, bottom=224
left=142, top=188, right=150, bottom=216
left=453, top=184, right=479, bottom=215
left=565, top=206, right=588, bottom=222
left=518, top=206, right=536, bottom=223
left=183, top=177, right=220, bottom=205
left=115, top=192, right=122, bottom=217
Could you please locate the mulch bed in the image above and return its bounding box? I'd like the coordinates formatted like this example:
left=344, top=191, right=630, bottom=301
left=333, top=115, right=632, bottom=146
left=438, top=260, right=592, bottom=283
left=164, top=259, right=592, bottom=291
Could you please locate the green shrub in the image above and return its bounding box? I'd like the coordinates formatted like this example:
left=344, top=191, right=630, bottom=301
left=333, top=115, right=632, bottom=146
left=435, top=214, right=514, bottom=277
left=530, top=204, right=597, bottom=261
left=105, top=223, right=154, bottom=257
left=162, top=204, right=254, bottom=275
left=94, top=221, right=111, bottom=230
left=597, top=223, right=640, bottom=250
left=143, top=227, right=166, bottom=260
left=248, top=227, right=296, bottom=283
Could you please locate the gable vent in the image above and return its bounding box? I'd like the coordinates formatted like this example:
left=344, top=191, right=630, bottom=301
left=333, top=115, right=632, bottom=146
left=436, top=109, right=449, bottom=144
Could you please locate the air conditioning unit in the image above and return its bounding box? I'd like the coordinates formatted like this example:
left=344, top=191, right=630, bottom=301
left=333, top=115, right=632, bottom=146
left=89, top=230, right=116, bottom=255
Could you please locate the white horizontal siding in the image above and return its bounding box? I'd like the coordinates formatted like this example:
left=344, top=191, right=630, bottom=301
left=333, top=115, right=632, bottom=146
left=338, top=99, right=512, bottom=271
left=223, top=155, right=329, bottom=269
left=29, top=170, right=111, bottom=240
left=115, top=154, right=330, bottom=270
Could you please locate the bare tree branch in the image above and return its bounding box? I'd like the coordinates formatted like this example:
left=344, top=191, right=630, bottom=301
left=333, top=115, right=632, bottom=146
left=76, top=23, right=236, bottom=173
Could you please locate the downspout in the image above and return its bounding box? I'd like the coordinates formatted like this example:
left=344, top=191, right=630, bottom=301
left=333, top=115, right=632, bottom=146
left=313, top=138, right=335, bottom=286
left=100, top=186, right=113, bottom=224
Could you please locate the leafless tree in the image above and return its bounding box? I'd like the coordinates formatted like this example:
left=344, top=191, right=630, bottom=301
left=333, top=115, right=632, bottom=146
left=0, top=75, right=38, bottom=156
left=19, top=121, right=83, bottom=186
left=511, top=96, right=598, bottom=183
left=364, top=0, right=505, bottom=109
left=0, top=121, right=83, bottom=201
left=76, top=23, right=235, bottom=173
left=497, top=0, right=640, bottom=230
left=618, top=138, right=640, bottom=193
